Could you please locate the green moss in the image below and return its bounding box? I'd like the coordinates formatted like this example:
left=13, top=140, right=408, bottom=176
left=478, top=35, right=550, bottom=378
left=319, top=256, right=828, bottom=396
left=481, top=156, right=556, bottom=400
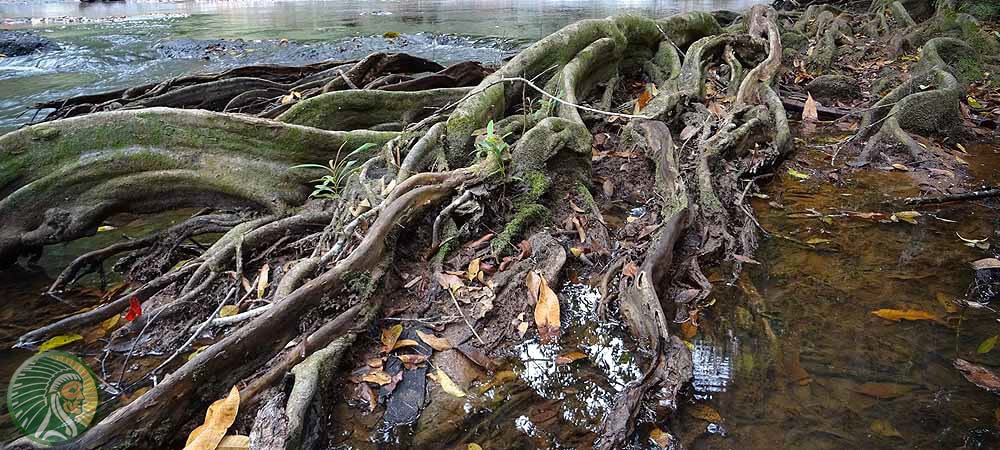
left=961, top=0, right=1000, bottom=20
left=490, top=203, right=548, bottom=255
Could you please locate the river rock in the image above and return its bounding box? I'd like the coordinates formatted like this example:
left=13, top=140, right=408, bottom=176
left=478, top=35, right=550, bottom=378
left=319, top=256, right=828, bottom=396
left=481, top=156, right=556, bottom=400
left=806, top=74, right=859, bottom=102
left=0, top=31, right=59, bottom=57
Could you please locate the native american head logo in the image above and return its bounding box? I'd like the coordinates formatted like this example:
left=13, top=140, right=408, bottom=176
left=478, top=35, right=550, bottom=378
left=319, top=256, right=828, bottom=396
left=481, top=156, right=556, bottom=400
left=7, top=351, right=99, bottom=444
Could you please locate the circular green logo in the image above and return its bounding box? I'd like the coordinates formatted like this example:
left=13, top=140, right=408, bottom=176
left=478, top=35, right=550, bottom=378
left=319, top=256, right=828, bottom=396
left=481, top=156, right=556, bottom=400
left=6, top=351, right=100, bottom=444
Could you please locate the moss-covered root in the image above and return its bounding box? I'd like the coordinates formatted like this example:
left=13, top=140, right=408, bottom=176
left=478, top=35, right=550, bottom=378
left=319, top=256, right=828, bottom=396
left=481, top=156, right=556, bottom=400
left=277, top=87, right=471, bottom=131
left=855, top=37, right=969, bottom=164
left=442, top=12, right=721, bottom=164
left=0, top=108, right=400, bottom=266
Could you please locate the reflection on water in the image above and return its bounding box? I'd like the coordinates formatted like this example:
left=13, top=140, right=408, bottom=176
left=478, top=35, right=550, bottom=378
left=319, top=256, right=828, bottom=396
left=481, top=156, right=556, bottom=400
left=0, top=0, right=764, bottom=131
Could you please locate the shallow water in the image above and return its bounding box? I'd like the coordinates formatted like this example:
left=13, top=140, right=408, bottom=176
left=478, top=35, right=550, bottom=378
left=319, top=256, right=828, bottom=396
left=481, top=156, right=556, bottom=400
left=0, top=0, right=762, bottom=132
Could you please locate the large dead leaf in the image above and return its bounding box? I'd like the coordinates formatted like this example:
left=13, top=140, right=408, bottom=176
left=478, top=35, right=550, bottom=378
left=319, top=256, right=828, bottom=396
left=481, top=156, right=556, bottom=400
left=854, top=382, right=913, bottom=399
left=433, top=368, right=466, bottom=398
left=217, top=435, right=251, bottom=450
left=185, top=386, right=240, bottom=450
left=687, top=403, right=722, bottom=423
left=257, top=263, right=270, bottom=299
left=526, top=271, right=560, bottom=343
left=416, top=330, right=452, bottom=351
left=955, top=358, right=1000, bottom=394
left=803, top=93, right=819, bottom=122
left=381, top=324, right=403, bottom=353
left=871, top=308, right=938, bottom=322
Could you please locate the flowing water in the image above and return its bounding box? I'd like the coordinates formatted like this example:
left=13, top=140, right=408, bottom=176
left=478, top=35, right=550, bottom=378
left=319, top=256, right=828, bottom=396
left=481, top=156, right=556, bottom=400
left=3, top=1, right=1000, bottom=449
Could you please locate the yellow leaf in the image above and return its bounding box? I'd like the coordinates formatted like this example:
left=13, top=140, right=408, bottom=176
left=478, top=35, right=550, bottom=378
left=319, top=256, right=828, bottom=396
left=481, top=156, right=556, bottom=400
left=436, top=272, right=464, bottom=293
left=555, top=350, right=587, bottom=364
left=39, top=334, right=83, bottom=352
left=569, top=247, right=584, bottom=258
left=257, top=264, right=270, bottom=299
left=188, top=345, right=208, bottom=361
left=416, top=330, right=453, bottom=351
left=787, top=168, right=809, bottom=179
left=891, top=211, right=921, bottom=224
left=219, top=305, right=240, bottom=317
left=805, top=237, right=831, bottom=245
left=435, top=368, right=466, bottom=398
left=392, top=339, right=420, bottom=351
left=891, top=163, right=910, bottom=171
left=872, top=308, right=938, bottom=322
left=381, top=324, right=403, bottom=353
left=649, top=427, right=673, bottom=448
left=185, top=386, right=240, bottom=450
left=467, top=258, right=481, bottom=281
left=687, top=403, right=722, bottom=423
left=468, top=444, right=483, bottom=450
left=803, top=92, right=819, bottom=122
left=968, top=95, right=984, bottom=109
left=478, top=370, right=517, bottom=393
left=100, top=314, right=121, bottom=331
left=870, top=419, right=903, bottom=438
left=97, top=225, right=117, bottom=232
left=527, top=271, right=560, bottom=343
left=957, top=143, right=968, bottom=153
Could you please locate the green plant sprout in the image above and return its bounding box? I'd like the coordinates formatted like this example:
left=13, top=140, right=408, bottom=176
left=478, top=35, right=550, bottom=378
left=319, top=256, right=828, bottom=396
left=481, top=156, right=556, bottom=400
left=473, top=120, right=511, bottom=176
left=290, top=142, right=376, bottom=199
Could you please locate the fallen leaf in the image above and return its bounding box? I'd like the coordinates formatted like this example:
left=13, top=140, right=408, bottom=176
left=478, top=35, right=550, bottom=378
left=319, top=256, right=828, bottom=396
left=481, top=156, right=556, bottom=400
left=870, top=419, right=903, bottom=438
left=854, top=382, right=913, bottom=399
left=979, top=335, right=999, bottom=354
left=680, top=321, right=698, bottom=339
left=516, top=321, right=529, bottom=337
left=257, top=264, right=270, bottom=299
left=872, top=308, right=938, bottom=322
left=100, top=314, right=120, bottom=331
left=39, top=334, right=82, bottom=351
left=478, top=370, right=517, bottom=393
left=890, top=211, right=921, bottom=224
left=416, top=330, right=452, bottom=351
left=687, top=403, right=722, bottom=423
left=362, top=369, right=393, bottom=385
left=623, top=262, right=639, bottom=278
left=96, top=225, right=116, bottom=232
left=467, top=258, right=481, bottom=281
left=955, top=359, right=1000, bottom=394
left=188, top=345, right=208, bottom=361
left=219, top=305, right=240, bottom=317
left=391, top=339, right=420, bottom=351
left=436, top=272, right=465, bottom=292
left=805, top=237, right=831, bottom=245
left=125, top=296, right=142, bottom=321
left=649, top=427, right=673, bottom=448
left=968, top=95, right=985, bottom=109
left=434, top=368, right=466, bottom=398
left=803, top=93, right=819, bottom=122
left=891, top=163, right=910, bottom=171
left=634, top=87, right=654, bottom=114
left=397, top=354, right=428, bottom=369
left=468, top=444, right=483, bottom=450
left=381, top=324, right=403, bottom=353
left=936, top=292, right=959, bottom=313
left=555, top=350, right=587, bottom=365
left=185, top=386, right=240, bottom=450
left=787, top=168, right=810, bottom=180
left=527, top=271, right=560, bottom=343
left=972, top=258, right=1000, bottom=271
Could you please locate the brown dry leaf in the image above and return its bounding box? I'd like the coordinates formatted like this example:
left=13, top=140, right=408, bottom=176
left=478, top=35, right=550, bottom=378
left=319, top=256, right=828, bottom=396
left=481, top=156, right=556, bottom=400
left=478, top=370, right=517, bottom=393
left=649, top=427, right=673, bottom=448
left=972, top=258, right=1000, bottom=270
left=622, top=262, right=639, bottom=278
left=398, top=354, right=428, bottom=369
left=241, top=276, right=252, bottom=295
left=184, top=386, right=240, bottom=450
left=891, top=163, right=911, bottom=172
left=854, top=382, right=913, bottom=399
left=367, top=357, right=384, bottom=368
left=362, top=369, right=393, bottom=385
left=954, top=358, right=1000, bottom=394
left=257, top=263, right=270, bottom=299
left=527, top=271, right=560, bottom=343
left=391, top=339, right=420, bottom=351
left=467, top=258, right=481, bottom=281
left=516, top=321, right=529, bottom=337
left=434, top=368, right=466, bottom=398
left=803, top=93, right=819, bottom=122
left=416, top=330, right=453, bottom=351
left=870, top=419, right=903, bottom=438
left=380, top=324, right=403, bottom=353
left=871, top=309, right=939, bottom=322
left=680, top=321, right=698, bottom=340
left=687, top=403, right=722, bottom=423
left=634, top=89, right=653, bottom=114
left=436, top=272, right=465, bottom=292
left=555, top=350, right=587, bottom=365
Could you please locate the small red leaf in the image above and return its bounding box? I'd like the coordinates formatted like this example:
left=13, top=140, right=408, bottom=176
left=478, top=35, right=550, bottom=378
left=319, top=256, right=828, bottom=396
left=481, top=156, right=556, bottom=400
left=125, top=297, right=142, bottom=321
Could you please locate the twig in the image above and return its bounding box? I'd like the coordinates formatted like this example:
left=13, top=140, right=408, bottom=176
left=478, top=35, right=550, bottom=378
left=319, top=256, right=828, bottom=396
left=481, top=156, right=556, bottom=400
left=447, top=287, right=485, bottom=345
left=900, top=187, right=1000, bottom=206
left=338, top=69, right=359, bottom=90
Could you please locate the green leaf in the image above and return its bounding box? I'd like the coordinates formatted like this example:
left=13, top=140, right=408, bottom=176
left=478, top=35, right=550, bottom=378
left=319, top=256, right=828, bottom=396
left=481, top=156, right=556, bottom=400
left=486, top=120, right=494, bottom=137
left=979, top=335, right=999, bottom=354
left=288, top=163, right=330, bottom=171
left=967, top=96, right=984, bottom=109
left=787, top=168, right=810, bottom=179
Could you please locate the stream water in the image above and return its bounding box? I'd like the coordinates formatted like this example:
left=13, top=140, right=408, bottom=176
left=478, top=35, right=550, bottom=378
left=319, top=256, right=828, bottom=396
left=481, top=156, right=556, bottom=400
left=3, top=1, right=1000, bottom=449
